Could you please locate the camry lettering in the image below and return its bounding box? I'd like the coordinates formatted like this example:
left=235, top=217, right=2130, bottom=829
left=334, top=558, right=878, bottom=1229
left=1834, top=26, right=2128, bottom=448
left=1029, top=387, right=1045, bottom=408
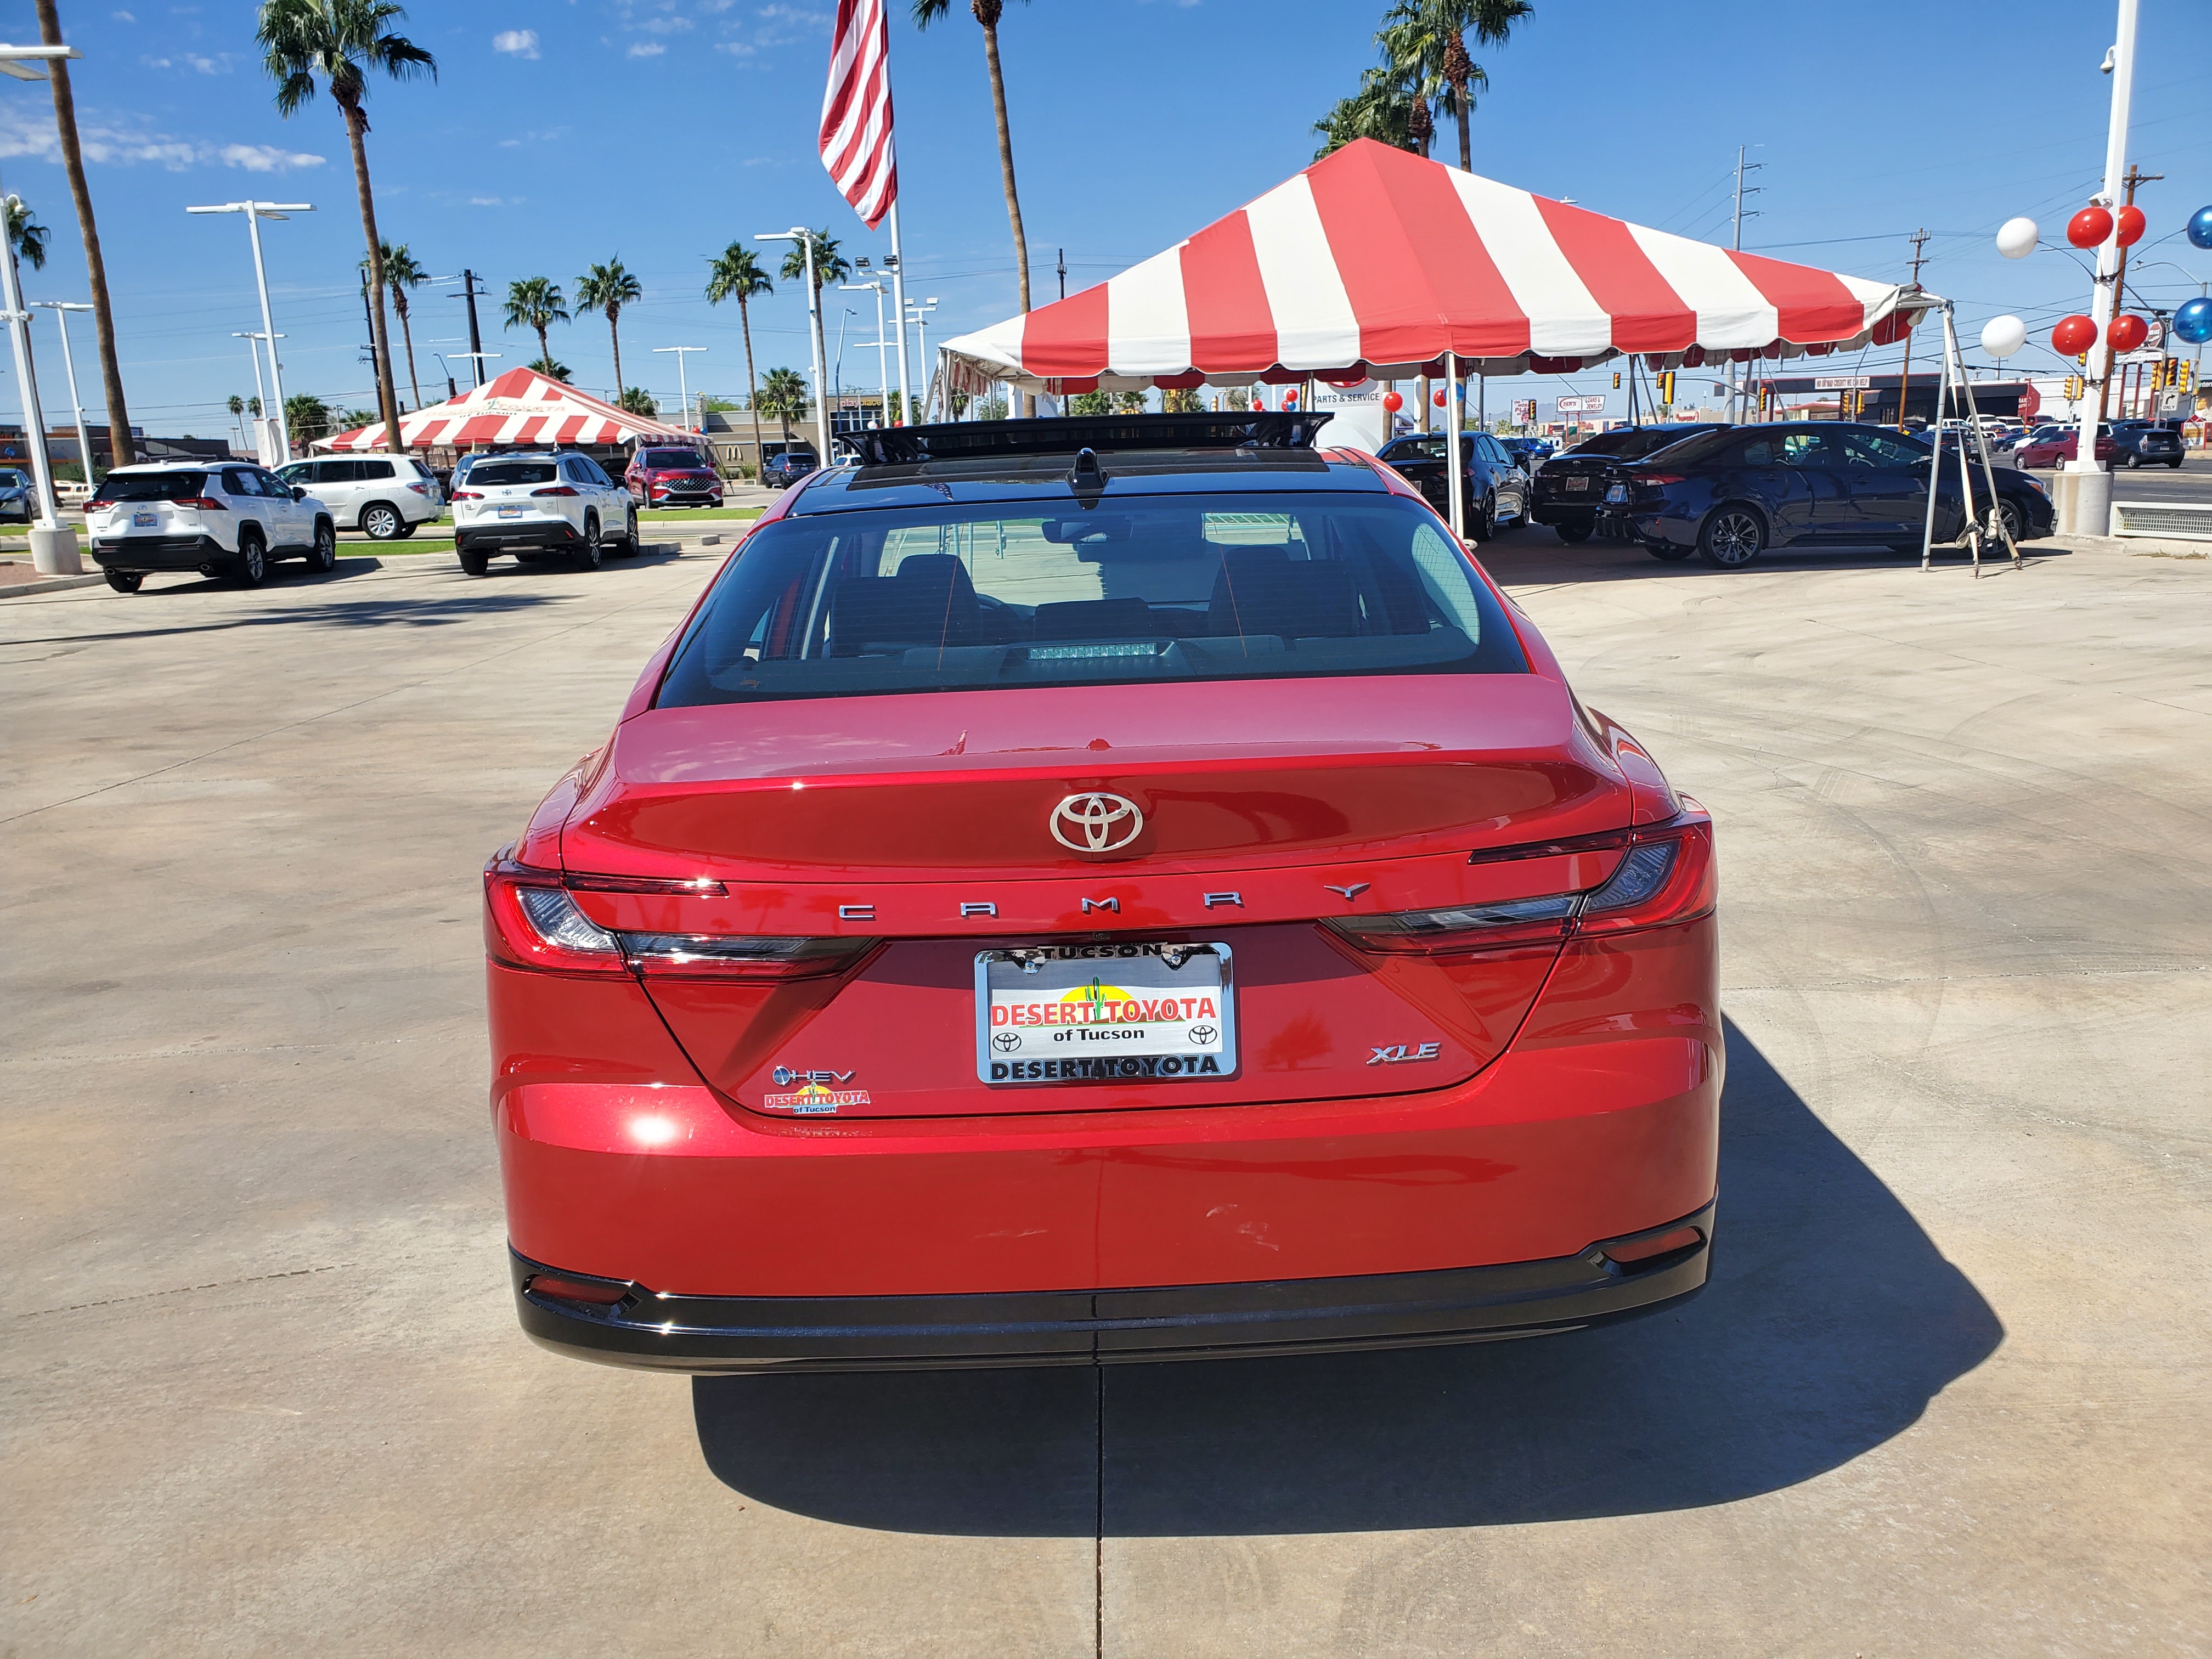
left=837, top=904, right=875, bottom=921
left=1080, top=896, right=1121, bottom=914
left=1325, top=882, right=1371, bottom=900
left=1202, top=891, right=1243, bottom=908
left=959, top=901, right=999, bottom=918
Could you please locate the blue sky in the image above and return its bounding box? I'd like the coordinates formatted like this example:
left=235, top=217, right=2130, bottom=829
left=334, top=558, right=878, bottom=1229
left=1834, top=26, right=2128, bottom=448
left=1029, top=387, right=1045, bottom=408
left=1, top=0, right=2208, bottom=437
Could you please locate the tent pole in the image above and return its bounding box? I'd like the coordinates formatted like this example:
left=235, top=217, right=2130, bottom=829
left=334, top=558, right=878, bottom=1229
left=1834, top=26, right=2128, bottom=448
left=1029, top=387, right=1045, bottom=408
left=1947, top=303, right=2021, bottom=574
left=1918, top=311, right=1946, bottom=573
left=1445, top=351, right=1466, bottom=541
left=1942, top=306, right=1989, bottom=578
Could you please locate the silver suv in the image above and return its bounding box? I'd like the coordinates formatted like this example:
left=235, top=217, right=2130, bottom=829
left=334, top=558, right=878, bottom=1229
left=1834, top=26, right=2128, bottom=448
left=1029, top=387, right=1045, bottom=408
left=275, top=453, right=442, bottom=539
left=84, top=462, right=337, bottom=592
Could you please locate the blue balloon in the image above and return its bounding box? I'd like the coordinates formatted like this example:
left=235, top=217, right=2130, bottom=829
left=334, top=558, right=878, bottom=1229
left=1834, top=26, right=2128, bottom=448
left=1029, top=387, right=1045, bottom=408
left=2175, top=296, right=2212, bottom=346
left=2190, top=205, right=2212, bottom=250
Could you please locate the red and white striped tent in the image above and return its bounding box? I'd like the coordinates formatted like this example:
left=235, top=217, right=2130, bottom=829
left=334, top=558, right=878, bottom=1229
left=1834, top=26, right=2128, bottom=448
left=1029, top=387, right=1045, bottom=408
left=314, top=368, right=693, bottom=453
left=939, top=138, right=1927, bottom=396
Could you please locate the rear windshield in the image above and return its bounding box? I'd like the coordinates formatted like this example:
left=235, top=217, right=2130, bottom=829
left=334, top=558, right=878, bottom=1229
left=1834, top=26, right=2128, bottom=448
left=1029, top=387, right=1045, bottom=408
left=92, top=472, right=208, bottom=503
left=642, top=449, right=709, bottom=469
left=470, top=460, right=558, bottom=486
left=775, top=452, right=818, bottom=466
left=657, top=492, right=1527, bottom=707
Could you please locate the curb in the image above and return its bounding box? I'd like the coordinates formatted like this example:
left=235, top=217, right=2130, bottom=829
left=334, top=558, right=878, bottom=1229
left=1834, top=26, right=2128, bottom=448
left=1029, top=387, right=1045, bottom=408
left=0, top=571, right=109, bottom=600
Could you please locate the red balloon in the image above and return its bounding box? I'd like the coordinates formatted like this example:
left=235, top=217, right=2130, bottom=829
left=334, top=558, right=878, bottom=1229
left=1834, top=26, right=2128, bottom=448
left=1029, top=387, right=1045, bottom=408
left=1283, top=390, right=1297, bottom=405
left=2107, top=312, right=2149, bottom=352
left=1381, top=390, right=1403, bottom=413
left=2067, top=206, right=2114, bottom=249
left=2051, top=314, right=2098, bottom=356
left=1432, top=389, right=1448, bottom=407
left=2115, top=204, right=2146, bottom=246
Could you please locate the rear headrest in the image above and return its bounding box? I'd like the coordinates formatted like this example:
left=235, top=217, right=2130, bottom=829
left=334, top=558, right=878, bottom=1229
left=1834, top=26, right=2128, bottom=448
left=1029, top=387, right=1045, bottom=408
left=1208, top=552, right=1361, bottom=641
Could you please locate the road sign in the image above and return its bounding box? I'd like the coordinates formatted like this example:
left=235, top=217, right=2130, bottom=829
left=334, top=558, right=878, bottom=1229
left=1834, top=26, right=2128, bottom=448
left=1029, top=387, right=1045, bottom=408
left=1814, top=375, right=1873, bottom=390
left=2018, top=385, right=2041, bottom=419
left=1511, top=399, right=1536, bottom=424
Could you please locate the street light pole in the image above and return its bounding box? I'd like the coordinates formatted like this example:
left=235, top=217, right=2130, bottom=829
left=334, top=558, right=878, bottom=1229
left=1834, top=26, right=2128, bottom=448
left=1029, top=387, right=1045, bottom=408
left=758, top=229, right=832, bottom=460
left=32, top=300, right=94, bottom=486
left=187, top=200, right=314, bottom=458
left=904, top=297, right=938, bottom=420
left=0, top=41, right=83, bottom=565
left=840, top=281, right=892, bottom=426
left=654, top=346, right=706, bottom=434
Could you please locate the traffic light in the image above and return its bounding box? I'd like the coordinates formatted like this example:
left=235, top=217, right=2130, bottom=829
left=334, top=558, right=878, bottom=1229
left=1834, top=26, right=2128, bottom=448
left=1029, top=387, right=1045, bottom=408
left=1612, top=371, right=1622, bottom=389
left=1658, top=371, right=1675, bottom=404
left=1757, top=386, right=1771, bottom=415
left=2064, top=375, right=2084, bottom=400
left=2181, top=360, right=2197, bottom=394
left=2076, top=353, right=2090, bottom=368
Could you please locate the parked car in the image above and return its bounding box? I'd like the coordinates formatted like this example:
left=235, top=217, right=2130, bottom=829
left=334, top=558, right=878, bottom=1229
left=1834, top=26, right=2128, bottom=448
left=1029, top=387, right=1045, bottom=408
left=2106, top=419, right=2185, bottom=469
left=0, top=466, right=31, bottom=522
left=1603, top=421, right=2056, bottom=568
left=1499, top=436, right=1554, bottom=471
left=274, top=453, right=442, bottom=539
left=487, top=409, right=1722, bottom=1373
left=625, top=445, right=725, bottom=510
left=1529, top=424, right=1730, bottom=543
left=1373, top=430, right=1528, bottom=538
left=2015, top=427, right=2118, bottom=469
left=449, top=451, right=639, bottom=574
left=761, top=448, right=819, bottom=489
left=55, top=476, right=93, bottom=507
left=83, top=461, right=336, bottom=591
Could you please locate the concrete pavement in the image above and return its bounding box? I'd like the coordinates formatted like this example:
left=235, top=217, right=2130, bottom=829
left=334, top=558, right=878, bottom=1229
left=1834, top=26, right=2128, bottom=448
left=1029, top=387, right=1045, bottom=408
left=2, top=528, right=2205, bottom=1656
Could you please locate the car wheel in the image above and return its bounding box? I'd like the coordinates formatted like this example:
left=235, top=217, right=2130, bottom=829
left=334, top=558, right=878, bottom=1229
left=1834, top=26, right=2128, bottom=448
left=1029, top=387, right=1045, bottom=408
left=1995, top=500, right=2024, bottom=544
left=2172, top=459, right=2185, bottom=469
left=1471, top=492, right=1497, bottom=542
left=104, top=568, right=143, bottom=592
left=1646, top=543, right=1696, bottom=562
left=1554, top=519, right=1593, bottom=544
left=459, top=549, right=490, bottom=577
left=306, top=519, right=336, bottom=574
left=393, top=523, right=417, bottom=540
left=612, top=507, right=639, bottom=555
left=578, top=514, right=603, bottom=569
left=228, top=532, right=268, bottom=587
left=361, top=502, right=403, bottom=540
left=1697, top=506, right=1765, bottom=569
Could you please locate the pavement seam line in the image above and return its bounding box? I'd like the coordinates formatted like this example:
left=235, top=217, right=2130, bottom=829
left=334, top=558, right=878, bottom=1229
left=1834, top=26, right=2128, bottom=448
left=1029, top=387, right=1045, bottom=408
left=17, top=1263, right=354, bottom=1319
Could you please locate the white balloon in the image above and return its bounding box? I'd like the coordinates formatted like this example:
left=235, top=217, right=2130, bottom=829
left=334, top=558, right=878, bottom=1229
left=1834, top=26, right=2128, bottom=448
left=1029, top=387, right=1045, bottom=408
left=1996, top=216, right=2039, bottom=259
left=1981, top=315, right=2028, bottom=358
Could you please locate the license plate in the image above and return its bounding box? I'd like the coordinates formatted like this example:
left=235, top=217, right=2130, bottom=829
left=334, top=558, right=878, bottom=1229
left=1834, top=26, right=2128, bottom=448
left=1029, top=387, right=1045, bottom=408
left=133, top=510, right=156, bottom=528
left=1563, top=475, right=1590, bottom=493
left=497, top=505, right=523, bottom=518
left=1606, top=484, right=1629, bottom=503
left=975, top=942, right=1237, bottom=1084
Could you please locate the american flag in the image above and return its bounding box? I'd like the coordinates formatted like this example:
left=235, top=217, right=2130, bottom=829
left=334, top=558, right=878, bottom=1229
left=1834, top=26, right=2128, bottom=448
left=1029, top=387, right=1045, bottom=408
left=820, top=0, right=898, bottom=229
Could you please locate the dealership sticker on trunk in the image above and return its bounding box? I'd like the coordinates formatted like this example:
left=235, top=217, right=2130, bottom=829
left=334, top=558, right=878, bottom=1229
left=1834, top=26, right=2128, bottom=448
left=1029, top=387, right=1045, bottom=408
left=761, top=1081, right=871, bottom=1114
left=976, top=942, right=1238, bottom=1084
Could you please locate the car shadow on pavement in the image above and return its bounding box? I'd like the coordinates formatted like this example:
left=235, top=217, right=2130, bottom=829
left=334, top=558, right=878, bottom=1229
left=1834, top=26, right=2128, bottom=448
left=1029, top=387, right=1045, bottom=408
left=1481, top=535, right=2072, bottom=584
left=692, top=1023, right=2001, bottom=1534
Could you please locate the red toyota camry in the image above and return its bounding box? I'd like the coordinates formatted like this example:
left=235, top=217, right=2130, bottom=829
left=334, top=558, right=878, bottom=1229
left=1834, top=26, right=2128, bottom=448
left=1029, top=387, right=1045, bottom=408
left=487, top=411, right=1720, bottom=1370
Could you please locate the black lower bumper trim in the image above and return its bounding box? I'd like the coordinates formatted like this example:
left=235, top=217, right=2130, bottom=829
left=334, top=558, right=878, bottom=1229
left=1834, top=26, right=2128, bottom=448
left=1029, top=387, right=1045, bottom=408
left=91, top=535, right=227, bottom=571
left=459, top=524, right=583, bottom=552
left=512, top=1201, right=1714, bottom=1373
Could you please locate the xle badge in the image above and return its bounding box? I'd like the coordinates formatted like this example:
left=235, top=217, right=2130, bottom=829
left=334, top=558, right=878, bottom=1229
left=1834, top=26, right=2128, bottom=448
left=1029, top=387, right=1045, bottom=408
left=1368, top=1042, right=1442, bottom=1065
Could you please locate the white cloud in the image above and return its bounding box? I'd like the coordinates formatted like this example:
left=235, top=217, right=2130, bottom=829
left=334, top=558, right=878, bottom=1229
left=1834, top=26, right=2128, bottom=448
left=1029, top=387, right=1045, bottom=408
left=219, top=143, right=324, bottom=173
left=112, top=8, right=136, bottom=18
left=492, top=29, right=540, bottom=58
left=640, top=15, right=692, bottom=30
left=469, top=196, right=506, bottom=206
left=628, top=41, right=665, bottom=56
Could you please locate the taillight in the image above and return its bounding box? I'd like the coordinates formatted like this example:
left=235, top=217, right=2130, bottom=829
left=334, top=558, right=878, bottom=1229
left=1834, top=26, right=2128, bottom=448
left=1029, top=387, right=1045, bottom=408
left=531, top=485, right=579, bottom=498
left=1327, top=811, right=1715, bottom=956
left=179, top=496, right=228, bottom=511
left=407, top=482, right=430, bottom=495
left=451, top=489, right=483, bottom=501
left=484, top=860, right=874, bottom=979
left=1635, top=473, right=1685, bottom=487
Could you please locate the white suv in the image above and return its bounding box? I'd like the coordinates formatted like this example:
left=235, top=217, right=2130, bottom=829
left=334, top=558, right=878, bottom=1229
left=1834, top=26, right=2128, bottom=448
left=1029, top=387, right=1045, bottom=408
left=274, top=453, right=442, bottom=539
left=450, top=452, right=637, bottom=575
left=84, top=462, right=336, bottom=592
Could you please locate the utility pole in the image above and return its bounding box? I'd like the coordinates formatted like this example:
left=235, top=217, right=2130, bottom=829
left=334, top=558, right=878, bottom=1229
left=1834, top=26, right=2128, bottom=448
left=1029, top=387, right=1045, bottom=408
left=2095, top=163, right=2161, bottom=428
left=448, top=270, right=487, bottom=386
left=1895, top=228, right=1929, bottom=432
left=1732, top=145, right=1762, bottom=424
left=1057, top=248, right=1066, bottom=303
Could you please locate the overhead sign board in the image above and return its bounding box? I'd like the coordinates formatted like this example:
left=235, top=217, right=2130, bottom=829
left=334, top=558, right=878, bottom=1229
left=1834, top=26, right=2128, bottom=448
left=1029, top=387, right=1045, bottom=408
left=1555, top=395, right=1606, bottom=413
left=1814, top=376, right=1873, bottom=390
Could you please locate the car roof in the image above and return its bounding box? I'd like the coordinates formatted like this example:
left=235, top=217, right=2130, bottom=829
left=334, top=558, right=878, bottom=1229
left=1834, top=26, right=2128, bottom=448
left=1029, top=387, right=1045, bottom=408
left=789, top=447, right=1385, bottom=515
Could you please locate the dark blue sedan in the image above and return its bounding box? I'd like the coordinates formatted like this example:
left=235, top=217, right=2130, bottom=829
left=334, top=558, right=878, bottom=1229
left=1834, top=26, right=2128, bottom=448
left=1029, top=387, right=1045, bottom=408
left=1604, top=422, right=2056, bottom=568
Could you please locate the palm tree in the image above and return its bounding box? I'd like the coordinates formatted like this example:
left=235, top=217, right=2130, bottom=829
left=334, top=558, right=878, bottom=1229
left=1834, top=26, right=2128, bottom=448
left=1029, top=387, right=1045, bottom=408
left=4, top=196, right=48, bottom=271
left=228, top=393, right=246, bottom=449
left=1313, top=65, right=1420, bottom=159
left=617, top=387, right=658, bottom=418
left=284, top=392, right=332, bottom=444
left=528, top=357, right=571, bottom=383
left=574, top=258, right=642, bottom=404
left=365, top=240, right=426, bottom=410
left=755, top=367, right=810, bottom=450
left=777, top=229, right=850, bottom=320
left=1379, top=0, right=1531, bottom=172
left=912, top=0, right=1031, bottom=411
left=705, top=244, right=774, bottom=479
left=501, top=277, right=568, bottom=375
left=35, top=0, right=135, bottom=467
left=257, top=0, right=435, bottom=454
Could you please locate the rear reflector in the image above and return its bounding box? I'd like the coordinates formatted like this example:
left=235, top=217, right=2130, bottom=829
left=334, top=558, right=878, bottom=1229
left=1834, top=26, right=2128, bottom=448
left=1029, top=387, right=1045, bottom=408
left=1601, top=1224, right=1703, bottom=1268
left=523, top=1273, right=628, bottom=1306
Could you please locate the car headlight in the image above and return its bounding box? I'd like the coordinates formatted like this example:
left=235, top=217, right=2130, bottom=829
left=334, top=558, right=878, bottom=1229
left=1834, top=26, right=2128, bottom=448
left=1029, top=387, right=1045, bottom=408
left=2017, top=472, right=2048, bottom=495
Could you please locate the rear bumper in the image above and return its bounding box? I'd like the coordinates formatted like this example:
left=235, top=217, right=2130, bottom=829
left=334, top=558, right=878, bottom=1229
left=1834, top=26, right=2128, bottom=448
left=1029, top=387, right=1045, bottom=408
left=457, top=520, right=583, bottom=552
left=512, top=1199, right=1714, bottom=1372
left=90, top=534, right=229, bottom=570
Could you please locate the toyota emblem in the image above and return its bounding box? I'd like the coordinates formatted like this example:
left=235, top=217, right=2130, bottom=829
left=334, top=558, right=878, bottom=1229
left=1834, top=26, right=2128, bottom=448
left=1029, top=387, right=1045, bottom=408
left=1049, top=792, right=1144, bottom=853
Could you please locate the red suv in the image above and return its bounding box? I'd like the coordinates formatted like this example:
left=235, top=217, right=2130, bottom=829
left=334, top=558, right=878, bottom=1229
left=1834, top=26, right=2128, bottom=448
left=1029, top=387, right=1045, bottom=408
left=487, top=412, right=1720, bottom=1370
left=2014, top=427, right=2117, bottom=470
left=624, top=445, right=724, bottom=510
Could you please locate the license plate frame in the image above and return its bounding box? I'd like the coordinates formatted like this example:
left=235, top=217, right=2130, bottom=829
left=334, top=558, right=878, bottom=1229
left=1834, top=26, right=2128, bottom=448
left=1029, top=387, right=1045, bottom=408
left=975, top=941, right=1238, bottom=1085
left=132, top=509, right=157, bottom=528
left=496, top=504, right=524, bottom=519
left=1563, top=475, right=1591, bottom=493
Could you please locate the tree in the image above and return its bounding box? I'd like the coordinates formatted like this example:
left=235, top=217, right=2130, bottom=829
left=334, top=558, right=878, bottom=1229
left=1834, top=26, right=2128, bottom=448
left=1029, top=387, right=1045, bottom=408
left=1162, top=386, right=1204, bottom=414
left=285, top=392, right=332, bottom=444
left=1114, top=390, right=1147, bottom=415
left=1379, top=0, right=1531, bottom=172
left=228, top=393, right=246, bottom=448
left=617, top=387, right=658, bottom=417
left=502, top=276, right=568, bottom=373
left=574, top=258, right=642, bottom=405
left=913, top=0, right=1032, bottom=412
left=776, top=229, right=850, bottom=318
left=1068, top=390, right=1111, bottom=417
left=257, top=0, right=436, bottom=455
left=755, top=367, right=810, bottom=448
left=365, top=240, right=426, bottom=410
left=971, top=394, right=1008, bottom=422
left=527, top=357, right=571, bottom=383
left=1313, top=65, right=1420, bottom=159
left=706, top=243, right=774, bottom=477
left=338, top=406, right=377, bottom=429
left=35, top=0, right=135, bottom=466
left=4, top=195, right=48, bottom=270
left=249, top=396, right=263, bottom=419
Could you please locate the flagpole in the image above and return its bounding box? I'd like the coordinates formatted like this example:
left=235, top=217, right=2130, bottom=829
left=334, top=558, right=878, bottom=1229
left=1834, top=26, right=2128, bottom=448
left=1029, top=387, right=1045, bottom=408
left=887, top=200, right=914, bottom=426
